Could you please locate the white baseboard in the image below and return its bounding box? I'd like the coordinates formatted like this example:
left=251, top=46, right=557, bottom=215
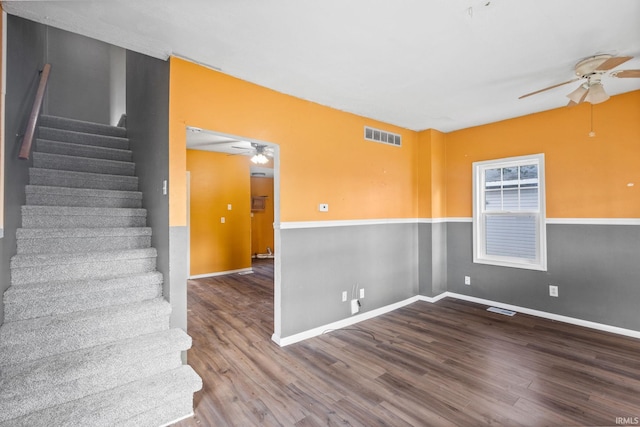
left=273, top=291, right=640, bottom=347
left=421, top=292, right=640, bottom=340
left=189, top=267, right=252, bottom=279
left=272, top=296, right=420, bottom=347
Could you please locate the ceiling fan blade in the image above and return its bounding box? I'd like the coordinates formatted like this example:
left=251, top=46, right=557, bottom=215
left=595, top=56, right=632, bottom=71
left=612, top=69, right=640, bottom=78
left=519, top=78, right=580, bottom=99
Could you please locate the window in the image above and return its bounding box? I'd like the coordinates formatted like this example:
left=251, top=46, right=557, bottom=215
left=472, top=154, right=546, bottom=271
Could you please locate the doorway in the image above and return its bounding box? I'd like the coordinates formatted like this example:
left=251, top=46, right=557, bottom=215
left=184, top=127, right=281, bottom=339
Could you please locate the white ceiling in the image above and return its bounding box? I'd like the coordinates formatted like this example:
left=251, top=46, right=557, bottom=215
left=3, top=0, right=640, bottom=132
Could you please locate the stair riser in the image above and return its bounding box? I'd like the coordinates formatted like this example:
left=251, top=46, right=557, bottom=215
left=26, top=193, right=142, bottom=209
left=39, top=115, right=127, bottom=138
left=11, top=257, right=157, bottom=285
left=17, top=235, right=151, bottom=254
left=36, top=139, right=132, bottom=162
left=29, top=169, right=139, bottom=191
left=33, top=153, right=135, bottom=176
left=1, top=353, right=182, bottom=422
left=38, top=127, right=129, bottom=150
left=4, top=283, right=162, bottom=321
left=0, top=315, right=170, bottom=366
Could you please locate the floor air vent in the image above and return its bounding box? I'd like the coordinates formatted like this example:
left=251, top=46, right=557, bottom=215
left=364, top=126, right=401, bottom=147
left=487, top=307, right=516, bottom=316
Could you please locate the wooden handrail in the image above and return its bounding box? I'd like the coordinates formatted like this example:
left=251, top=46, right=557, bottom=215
left=18, top=63, right=51, bottom=160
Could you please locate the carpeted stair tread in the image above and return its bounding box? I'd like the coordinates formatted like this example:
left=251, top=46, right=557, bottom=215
left=0, top=329, right=191, bottom=422
left=11, top=247, right=157, bottom=269
left=29, top=168, right=139, bottom=191
left=40, top=115, right=127, bottom=138
left=4, top=279, right=162, bottom=321
left=0, top=297, right=168, bottom=338
left=35, top=138, right=132, bottom=162
left=21, top=205, right=147, bottom=228
left=16, top=226, right=152, bottom=254
left=0, top=365, right=201, bottom=427
left=4, top=272, right=162, bottom=321
left=4, top=271, right=162, bottom=296
left=17, top=227, right=152, bottom=239
left=10, top=248, right=157, bottom=285
left=38, top=126, right=129, bottom=150
left=33, top=152, right=135, bottom=176
left=25, top=185, right=143, bottom=208
left=0, top=298, right=171, bottom=366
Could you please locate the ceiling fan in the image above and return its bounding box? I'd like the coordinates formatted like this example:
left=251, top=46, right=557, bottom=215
left=519, top=54, right=640, bottom=106
left=231, top=143, right=274, bottom=164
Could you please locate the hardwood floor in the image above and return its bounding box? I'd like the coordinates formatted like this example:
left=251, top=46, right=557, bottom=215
left=173, top=259, right=640, bottom=426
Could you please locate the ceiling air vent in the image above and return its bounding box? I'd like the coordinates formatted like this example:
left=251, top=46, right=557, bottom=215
left=364, top=126, right=401, bottom=147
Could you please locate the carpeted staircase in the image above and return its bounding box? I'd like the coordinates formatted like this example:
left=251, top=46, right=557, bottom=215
left=0, top=115, right=202, bottom=426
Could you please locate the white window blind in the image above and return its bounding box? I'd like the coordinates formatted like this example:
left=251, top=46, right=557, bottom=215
left=473, top=154, right=546, bottom=271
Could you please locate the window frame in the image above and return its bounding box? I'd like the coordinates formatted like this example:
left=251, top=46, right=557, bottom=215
left=472, top=153, right=547, bottom=271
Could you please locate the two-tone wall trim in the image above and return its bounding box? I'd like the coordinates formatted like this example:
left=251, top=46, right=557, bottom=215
left=279, top=217, right=640, bottom=229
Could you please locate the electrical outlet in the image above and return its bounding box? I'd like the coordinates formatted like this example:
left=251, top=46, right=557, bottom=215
left=464, top=276, right=471, bottom=285
left=350, top=299, right=359, bottom=315
left=549, top=285, right=559, bottom=297
left=319, top=203, right=329, bottom=212
left=342, top=291, right=347, bottom=302
left=359, top=288, right=365, bottom=299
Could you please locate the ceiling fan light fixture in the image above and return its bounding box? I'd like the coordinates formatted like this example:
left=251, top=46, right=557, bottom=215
left=584, top=83, right=609, bottom=104
left=566, top=85, right=588, bottom=104
left=251, top=153, right=269, bottom=164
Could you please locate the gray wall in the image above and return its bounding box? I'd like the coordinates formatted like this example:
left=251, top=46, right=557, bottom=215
left=279, top=223, right=418, bottom=337
left=43, top=26, right=114, bottom=124
left=446, top=222, right=640, bottom=331
left=125, top=51, right=178, bottom=327
left=418, top=224, right=432, bottom=296
left=1, top=16, right=47, bottom=325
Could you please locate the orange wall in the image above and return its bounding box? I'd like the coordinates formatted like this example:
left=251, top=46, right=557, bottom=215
left=171, top=57, right=640, bottom=226
left=187, top=150, right=252, bottom=275
left=169, top=57, right=418, bottom=226
left=445, top=90, right=640, bottom=219
left=251, top=177, right=275, bottom=255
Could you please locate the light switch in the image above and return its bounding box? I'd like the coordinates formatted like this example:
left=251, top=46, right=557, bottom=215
left=228, top=204, right=232, bottom=210
left=221, top=217, right=225, bottom=223
left=319, top=203, right=329, bottom=212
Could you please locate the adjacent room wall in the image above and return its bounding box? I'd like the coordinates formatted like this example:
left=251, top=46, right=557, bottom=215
left=444, top=91, right=640, bottom=331
left=251, top=176, right=275, bottom=256
left=186, top=149, right=252, bottom=276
